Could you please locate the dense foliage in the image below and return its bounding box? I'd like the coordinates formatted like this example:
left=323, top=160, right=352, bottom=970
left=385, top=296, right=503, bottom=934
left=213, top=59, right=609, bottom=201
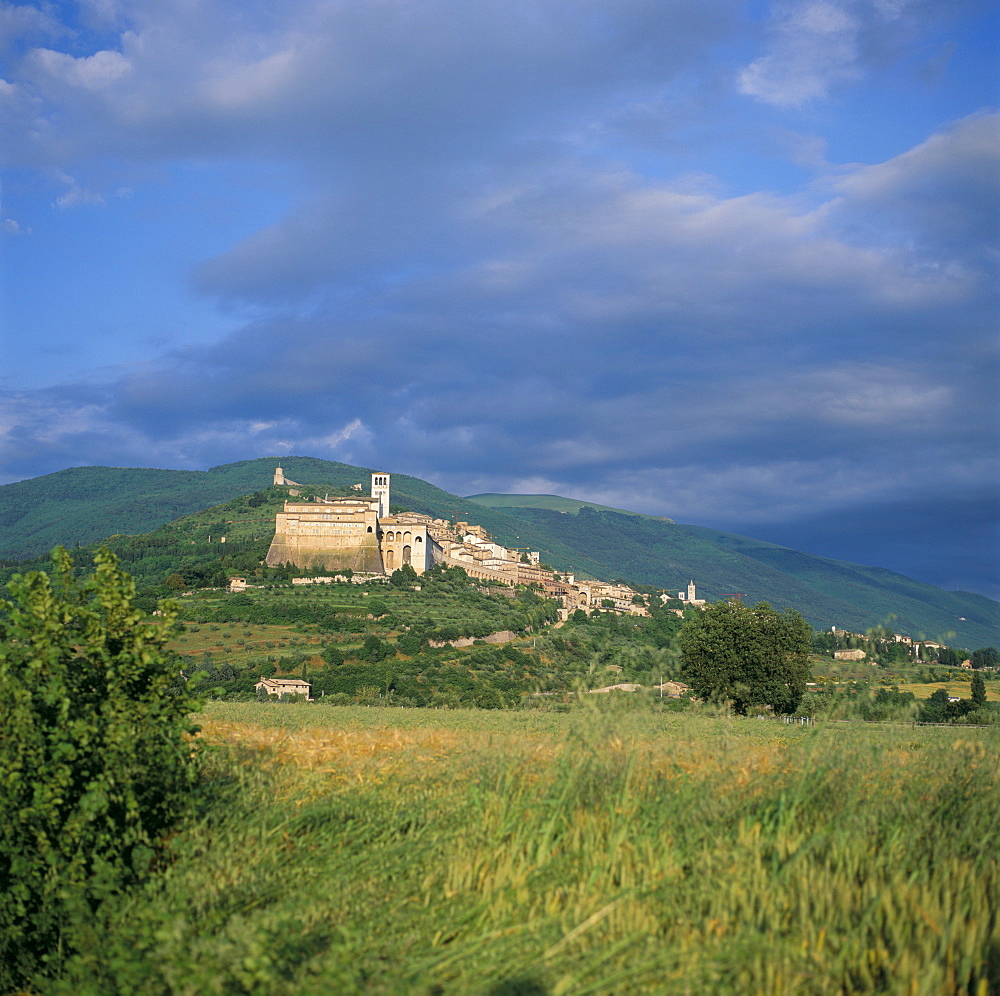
left=0, top=549, right=202, bottom=990
left=680, top=600, right=812, bottom=714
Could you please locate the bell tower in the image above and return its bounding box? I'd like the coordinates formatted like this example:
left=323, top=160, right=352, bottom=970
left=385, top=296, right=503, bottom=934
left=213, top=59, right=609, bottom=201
left=371, top=472, right=390, bottom=519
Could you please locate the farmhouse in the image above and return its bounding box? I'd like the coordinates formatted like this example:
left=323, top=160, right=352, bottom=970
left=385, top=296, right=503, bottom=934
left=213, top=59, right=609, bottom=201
left=834, top=649, right=868, bottom=661
left=255, top=677, right=312, bottom=700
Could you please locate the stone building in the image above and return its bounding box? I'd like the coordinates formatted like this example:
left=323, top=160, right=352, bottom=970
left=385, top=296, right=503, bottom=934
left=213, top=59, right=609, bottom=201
left=266, top=472, right=446, bottom=575
left=255, top=677, right=312, bottom=700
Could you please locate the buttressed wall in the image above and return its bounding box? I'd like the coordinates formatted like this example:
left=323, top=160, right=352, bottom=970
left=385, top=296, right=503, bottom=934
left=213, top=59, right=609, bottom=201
left=266, top=498, right=384, bottom=573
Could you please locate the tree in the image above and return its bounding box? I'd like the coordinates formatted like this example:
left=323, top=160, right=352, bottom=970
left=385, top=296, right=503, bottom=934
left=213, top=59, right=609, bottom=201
left=971, top=647, right=999, bottom=669
left=972, top=671, right=987, bottom=708
left=390, top=564, right=419, bottom=588
left=920, top=688, right=950, bottom=723
left=0, top=549, right=202, bottom=989
left=679, top=600, right=811, bottom=715
left=937, top=647, right=963, bottom=668
left=322, top=644, right=345, bottom=667
left=366, top=597, right=388, bottom=619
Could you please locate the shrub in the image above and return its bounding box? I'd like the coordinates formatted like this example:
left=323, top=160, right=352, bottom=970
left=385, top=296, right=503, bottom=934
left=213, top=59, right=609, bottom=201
left=322, top=644, right=345, bottom=667
left=0, top=548, right=202, bottom=990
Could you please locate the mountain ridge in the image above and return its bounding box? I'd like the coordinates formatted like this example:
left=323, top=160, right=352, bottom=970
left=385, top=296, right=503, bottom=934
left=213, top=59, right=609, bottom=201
left=0, top=457, right=996, bottom=647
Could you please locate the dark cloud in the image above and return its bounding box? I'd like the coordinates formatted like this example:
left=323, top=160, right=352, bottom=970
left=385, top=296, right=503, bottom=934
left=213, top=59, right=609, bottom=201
left=725, top=493, right=1000, bottom=601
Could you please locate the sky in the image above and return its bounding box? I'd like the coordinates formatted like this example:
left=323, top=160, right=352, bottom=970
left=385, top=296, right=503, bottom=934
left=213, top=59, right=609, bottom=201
left=1, top=0, right=998, bottom=597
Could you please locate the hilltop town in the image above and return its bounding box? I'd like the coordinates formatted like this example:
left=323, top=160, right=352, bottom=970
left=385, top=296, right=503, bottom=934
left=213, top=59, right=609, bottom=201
left=258, top=467, right=977, bottom=665
left=263, top=467, right=702, bottom=620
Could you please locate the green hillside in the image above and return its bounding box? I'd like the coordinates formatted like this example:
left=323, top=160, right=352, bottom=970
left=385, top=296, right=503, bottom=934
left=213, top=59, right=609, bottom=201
left=0, top=458, right=997, bottom=647
left=459, top=500, right=1000, bottom=649
left=467, top=492, right=673, bottom=522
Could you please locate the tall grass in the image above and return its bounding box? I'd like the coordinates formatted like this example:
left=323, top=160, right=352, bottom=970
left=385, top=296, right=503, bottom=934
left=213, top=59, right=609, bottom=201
left=54, top=705, right=999, bottom=994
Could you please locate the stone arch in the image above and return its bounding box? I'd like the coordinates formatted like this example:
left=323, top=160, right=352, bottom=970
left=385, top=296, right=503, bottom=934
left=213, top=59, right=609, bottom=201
left=366, top=526, right=373, bottom=533
left=385, top=549, right=394, bottom=568
left=414, top=535, right=422, bottom=544
left=404, top=531, right=412, bottom=541
left=402, top=545, right=412, bottom=565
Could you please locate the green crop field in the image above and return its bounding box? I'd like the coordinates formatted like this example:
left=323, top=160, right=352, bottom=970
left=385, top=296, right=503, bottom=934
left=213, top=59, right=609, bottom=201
left=56, top=703, right=999, bottom=994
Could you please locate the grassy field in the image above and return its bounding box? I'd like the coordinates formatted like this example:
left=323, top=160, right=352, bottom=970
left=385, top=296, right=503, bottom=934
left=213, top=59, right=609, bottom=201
left=55, top=702, right=999, bottom=994
left=899, top=681, right=998, bottom=701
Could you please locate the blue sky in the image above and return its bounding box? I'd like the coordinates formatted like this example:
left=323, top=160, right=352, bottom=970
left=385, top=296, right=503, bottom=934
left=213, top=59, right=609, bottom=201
left=1, top=0, right=998, bottom=597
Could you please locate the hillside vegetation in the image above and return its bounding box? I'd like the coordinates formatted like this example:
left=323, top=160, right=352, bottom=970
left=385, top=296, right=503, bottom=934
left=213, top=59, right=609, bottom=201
left=0, top=456, right=997, bottom=646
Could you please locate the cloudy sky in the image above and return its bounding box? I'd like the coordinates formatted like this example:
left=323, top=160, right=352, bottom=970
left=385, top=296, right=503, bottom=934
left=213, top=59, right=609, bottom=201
left=1, top=0, right=998, bottom=596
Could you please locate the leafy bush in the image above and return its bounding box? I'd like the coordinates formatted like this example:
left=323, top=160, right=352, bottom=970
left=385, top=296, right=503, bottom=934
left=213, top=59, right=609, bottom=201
left=0, top=548, right=202, bottom=989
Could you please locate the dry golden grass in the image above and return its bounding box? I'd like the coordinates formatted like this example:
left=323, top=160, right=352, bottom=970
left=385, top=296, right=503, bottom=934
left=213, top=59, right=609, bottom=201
left=57, top=703, right=998, bottom=994
left=197, top=714, right=561, bottom=789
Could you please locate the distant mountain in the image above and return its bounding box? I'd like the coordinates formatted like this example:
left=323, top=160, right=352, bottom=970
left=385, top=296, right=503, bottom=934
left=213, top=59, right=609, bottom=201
left=467, top=497, right=1000, bottom=650
left=1, top=458, right=996, bottom=647
left=467, top=492, right=673, bottom=522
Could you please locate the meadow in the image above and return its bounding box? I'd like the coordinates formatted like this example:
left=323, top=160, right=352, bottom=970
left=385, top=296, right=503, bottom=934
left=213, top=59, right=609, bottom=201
left=56, top=702, right=999, bottom=994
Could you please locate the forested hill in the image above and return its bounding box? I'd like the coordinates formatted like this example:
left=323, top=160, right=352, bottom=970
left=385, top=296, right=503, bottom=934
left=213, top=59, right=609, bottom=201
left=470, top=503, right=999, bottom=649
left=0, top=457, right=610, bottom=578
left=0, top=457, right=997, bottom=647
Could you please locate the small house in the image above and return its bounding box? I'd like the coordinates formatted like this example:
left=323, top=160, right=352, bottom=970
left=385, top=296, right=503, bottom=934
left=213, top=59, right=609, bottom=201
left=255, top=678, right=312, bottom=701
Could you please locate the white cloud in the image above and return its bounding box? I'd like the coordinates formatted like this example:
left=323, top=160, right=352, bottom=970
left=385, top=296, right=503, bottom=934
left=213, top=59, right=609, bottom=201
left=737, top=0, right=939, bottom=107
left=0, top=217, right=27, bottom=235
left=53, top=183, right=105, bottom=209
left=28, top=47, right=132, bottom=90
left=739, top=1, right=863, bottom=106
left=826, top=111, right=1000, bottom=256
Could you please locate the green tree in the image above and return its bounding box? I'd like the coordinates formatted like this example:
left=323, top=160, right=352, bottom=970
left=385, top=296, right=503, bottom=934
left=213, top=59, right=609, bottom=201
left=971, top=671, right=987, bottom=708
left=0, top=548, right=202, bottom=989
left=937, top=647, right=963, bottom=668
left=366, top=597, right=388, bottom=619
left=679, top=600, right=811, bottom=715
left=920, top=688, right=951, bottom=723
left=390, top=565, right=419, bottom=588
left=322, top=643, right=345, bottom=667
left=971, top=646, right=999, bottom=669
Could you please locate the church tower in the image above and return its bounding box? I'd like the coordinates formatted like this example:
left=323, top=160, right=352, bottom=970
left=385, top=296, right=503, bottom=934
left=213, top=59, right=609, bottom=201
left=371, top=472, right=390, bottom=519
left=274, top=466, right=285, bottom=486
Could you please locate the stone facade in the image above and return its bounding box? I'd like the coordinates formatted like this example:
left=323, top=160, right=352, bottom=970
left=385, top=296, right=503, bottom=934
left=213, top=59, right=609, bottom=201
left=255, top=677, right=312, bottom=700
left=266, top=472, right=447, bottom=575
left=266, top=493, right=384, bottom=573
